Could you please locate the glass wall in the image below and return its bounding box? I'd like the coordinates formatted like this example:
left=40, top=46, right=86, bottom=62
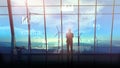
left=0, top=0, right=11, bottom=54
left=0, top=0, right=120, bottom=54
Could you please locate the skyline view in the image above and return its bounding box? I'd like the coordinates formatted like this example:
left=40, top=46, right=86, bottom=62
left=0, top=0, right=120, bottom=54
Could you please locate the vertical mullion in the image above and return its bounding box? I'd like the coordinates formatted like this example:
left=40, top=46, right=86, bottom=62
left=26, top=0, right=31, bottom=54
left=78, top=0, right=80, bottom=54
left=7, top=0, right=16, bottom=55
left=110, top=0, right=115, bottom=54
left=60, top=0, right=63, bottom=59
left=43, top=0, right=48, bottom=54
left=77, top=0, right=80, bottom=63
left=94, top=0, right=97, bottom=54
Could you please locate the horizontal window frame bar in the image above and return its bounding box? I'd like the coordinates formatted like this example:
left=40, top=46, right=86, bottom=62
left=1, top=5, right=120, bottom=7
left=1, top=13, right=120, bottom=15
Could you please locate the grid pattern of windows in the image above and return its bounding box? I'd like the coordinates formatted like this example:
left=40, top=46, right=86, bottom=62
left=0, top=0, right=120, bottom=55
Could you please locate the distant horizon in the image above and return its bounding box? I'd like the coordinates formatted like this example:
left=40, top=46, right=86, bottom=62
left=0, top=0, right=120, bottom=54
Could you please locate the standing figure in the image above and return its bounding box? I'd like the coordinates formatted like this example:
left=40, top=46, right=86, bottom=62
left=66, top=28, right=74, bottom=54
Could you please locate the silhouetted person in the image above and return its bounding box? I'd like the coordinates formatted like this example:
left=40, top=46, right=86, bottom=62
left=66, top=28, right=74, bottom=54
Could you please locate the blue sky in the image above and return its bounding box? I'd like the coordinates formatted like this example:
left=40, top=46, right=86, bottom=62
left=0, top=0, right=120, bottom=47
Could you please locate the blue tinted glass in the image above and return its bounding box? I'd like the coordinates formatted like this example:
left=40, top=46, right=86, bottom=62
left=0, top=16, right=11, bottom=54
left=96, top=15, right=112, bottom=47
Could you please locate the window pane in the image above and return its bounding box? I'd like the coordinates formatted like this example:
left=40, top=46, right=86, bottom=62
left=112, top=15, right=120, bottom=53
left=95, top=47, right=110, bottom=53
left=45, top=0, right=60, bottom=5
left=11, top=0, right=43, bottom=6
left=0, top=0, right=7, bottom=6
left=97, top=0, right=113, bottom=5
left=12, top=7, right=26, bottom=14
left=29, top=7, right=43, bottom=14
left=11, top=0, right=26, bottom=6
left=28, top=0, right=43, bottom=6
left=13, top=15, right=28, bottom=52
left=96, top=15, right=112, bottom=53
left=63, top=15, right=78, bottom=53
left=115, top=0, right=120, bottom=5
left=63, top=0, right=78, bottom=5
left=80, top=6, right=95, bottom=14
left=115, top=6, right=120, bottom=13
left=96, top=15, right=112, bottom=46
left=30, top=15, right=45, bottom=54
left=80, top=0, right=95, bottom=5
left=62, top=0, right=78, bottom=14
left=62, top=6, right=77, bottom=14
left=97, top=6, right=112, bottom=14
left=0, top=16, right=11, bottom=54
left=46, top=15, right=61, bottom=53
left=112, top=47, right=120, bottom=53
left=80, top=15, right=95, bottom=54
left=45, top=7, right=60, bottom=14
left=0, top=7, right=8, bottom=14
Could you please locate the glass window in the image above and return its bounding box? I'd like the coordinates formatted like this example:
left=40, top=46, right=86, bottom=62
left=62, top=0, right=78, bottom=14
left=0, top=7, right=8, bottom=14
left=96, top=15, right=112, bottom=53
left=95, top=47, right=110, bottom=53
left=80, top=0, right=95, bottom=5
left=63, top=0, right=78, bottom=5
left=11, top=0, right=26, bottom=6
left=97, top=0, right=113, bottom=5
left=45, top=0, right=60, bottom=5
left=0, top=16, right=11, bottom=42
left=115, top=0, right=120, bottom=5
left=29, top=7, right=43, bottom=14
left=62, top=6, right=77, bottom=14
left=80, top=6, right=95, bottom=14
left=12, top=7, right=26, bottom=14
left=45, top=7, right=60, bottom=14
left=11, top=0, right=43, bottom=6
left=113, top=15, right=120, bottom=41
left=28, top=0, right=43, bottom=6
left=0, top=16, right=11, bottom=54
left=80, top=15, right=95, bottom=54
left=1, top=0, right=120, bottom=54
left=13, top=15, right=28, bottom=51
left=115, top=6, right=120, bottom=13
left=62, top=15, right=78, bottom=53
left=97, top=6, right=112, bottom=14
left=0, top=0, right=7, bottom=6
left=30, top=15, right=45, bottom=54
left=96, top=15, right=112, bottom=47
left=112, top=14, right=120, bottom=53
left=46, top=15, right=61, bottom=53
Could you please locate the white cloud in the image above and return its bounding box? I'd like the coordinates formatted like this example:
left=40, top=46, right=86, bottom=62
left=12, top=0, right=104, bottom=35
left=62, top=0, right=103, bottom=33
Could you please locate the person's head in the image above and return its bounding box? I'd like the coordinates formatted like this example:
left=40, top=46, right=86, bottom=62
left=68, top=28, right=71, bottom=33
